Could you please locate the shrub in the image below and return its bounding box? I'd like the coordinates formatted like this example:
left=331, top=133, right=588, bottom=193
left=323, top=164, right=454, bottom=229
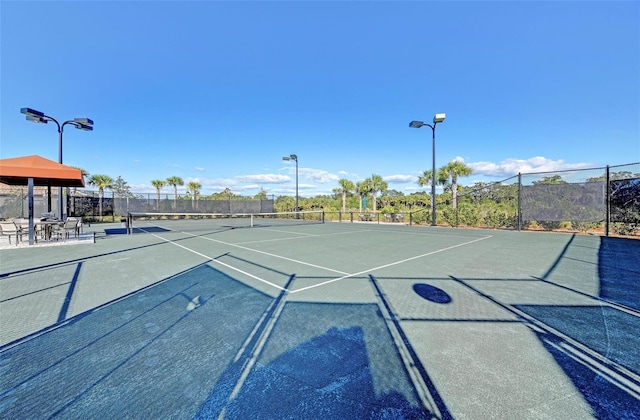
left=611, top=222, right=639, bottom=236
left=539, top=220, right=562, bottom=231
left=411, top=210, right=427, bottom=225
left=571, top=221, right=600, bottom=233
left=459, top=204, right=481, bottom=227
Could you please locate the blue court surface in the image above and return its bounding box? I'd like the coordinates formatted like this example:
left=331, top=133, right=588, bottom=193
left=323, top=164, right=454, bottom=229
left=1, top=220, right=638, bottom=418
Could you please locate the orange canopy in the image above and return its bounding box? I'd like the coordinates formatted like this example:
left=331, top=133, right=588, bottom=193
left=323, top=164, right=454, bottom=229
left=0, top=155, right=85, bottom=187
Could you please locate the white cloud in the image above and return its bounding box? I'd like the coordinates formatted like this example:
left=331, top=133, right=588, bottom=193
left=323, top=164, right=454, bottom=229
left=384, top=174, right=417, bottom=184
left=299, top=168, right=340, bottom=183
left=195, top=167, right=205, bottom=172
left=130, top=183, right=155, bottom=194
left=235, top=174, right=290, bottom=183
left=464, top=156, right=593, bottom=178
left=236, top=183, right=261, bottom=191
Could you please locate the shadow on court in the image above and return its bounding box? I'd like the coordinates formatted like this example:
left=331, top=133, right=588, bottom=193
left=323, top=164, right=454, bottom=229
left=454, top=234, right=640, bottom=418
left=598, top=237, right=640, bottom=311
left=1, top=227, right=638, bottom=418
left=514, top=236, right=640, bottom=418
left=196, top=310, right=429, bottom=419
left=515, top=305, right=640, bottom=417
left=0, top=264, right=433, bottom=418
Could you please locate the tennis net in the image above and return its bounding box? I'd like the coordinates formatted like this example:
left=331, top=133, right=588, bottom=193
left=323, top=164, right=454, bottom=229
left=126, top=210, right=324, bottom=233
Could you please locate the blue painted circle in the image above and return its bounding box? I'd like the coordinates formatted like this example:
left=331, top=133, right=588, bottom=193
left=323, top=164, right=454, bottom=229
left=413, top=283, right=452, bottom=304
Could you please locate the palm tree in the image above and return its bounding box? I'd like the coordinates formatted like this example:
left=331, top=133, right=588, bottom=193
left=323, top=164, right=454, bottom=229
left=186, top=181, right=201, bottom=209
left=417, top=169, right=447, bottom=208
left=166, top=176, right=184, bottom=211
left=151, top=180, right=166, bottom=211
left=335, top=179, right=355, bottom=213
left=368, top=174, right=388, bottom=213
left=88, top=174, right=113, bottom=219
left=440, top=160, right=473, bottom=209
left=417, top=169, right=434, bottom=190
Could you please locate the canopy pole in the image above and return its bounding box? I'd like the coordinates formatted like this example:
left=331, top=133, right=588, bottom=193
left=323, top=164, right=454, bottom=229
left=28, top=177, right=34, bottom=245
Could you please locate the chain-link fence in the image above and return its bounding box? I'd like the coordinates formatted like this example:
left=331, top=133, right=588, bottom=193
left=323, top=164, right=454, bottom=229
left=0, top=187, right=64, bottom=220
left=454, top=163, right=639, bottom=236
left=73, top=194, right=274, bottom=219
left=1, top=163, right=637, bottom=236
left=0, top=188, right=273, bottom=222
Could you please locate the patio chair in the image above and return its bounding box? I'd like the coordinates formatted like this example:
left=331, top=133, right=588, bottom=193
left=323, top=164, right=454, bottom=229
left=13, top=218, right=45, bottom=242
left=52, top=219, right=79, bottom=241
left=0, top=221, right=23, bottom=245
left=66, top=217, right=83, bottom=236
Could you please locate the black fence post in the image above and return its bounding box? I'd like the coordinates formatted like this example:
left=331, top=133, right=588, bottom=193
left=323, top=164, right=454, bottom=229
left=605, top=165, right=610, bottom=237
left=517, top=172, right=522, bottom=231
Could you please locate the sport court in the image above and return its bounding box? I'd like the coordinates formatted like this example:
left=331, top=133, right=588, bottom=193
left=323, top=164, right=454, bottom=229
left=1, top=217, right=639, bottom=419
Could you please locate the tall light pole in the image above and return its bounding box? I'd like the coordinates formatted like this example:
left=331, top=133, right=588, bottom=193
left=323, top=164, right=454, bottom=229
left=282, top=154, right=298, bottom=214
left=21, top=107, right=93, bottom=220
left=409, top=113, right=446, bottom=226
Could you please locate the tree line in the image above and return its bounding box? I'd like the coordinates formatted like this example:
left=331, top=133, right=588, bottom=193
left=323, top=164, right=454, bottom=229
left=74, top=164, right=639, bottom=236
left=76, top=160, right=474, bottom=216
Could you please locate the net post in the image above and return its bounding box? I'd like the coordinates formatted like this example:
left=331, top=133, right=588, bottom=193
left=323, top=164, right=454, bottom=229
left=251, top=214, right=254, bottom=227
left=322, top=211, right=325, bottom=223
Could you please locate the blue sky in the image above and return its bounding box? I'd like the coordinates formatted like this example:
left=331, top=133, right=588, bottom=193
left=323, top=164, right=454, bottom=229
left=1, top=1, right=639, bottom=198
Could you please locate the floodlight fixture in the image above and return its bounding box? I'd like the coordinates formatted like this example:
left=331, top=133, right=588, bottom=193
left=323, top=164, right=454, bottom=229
left=20, top=106, right=93, bottom=221
left=433, top=113, right=446, bottom=123
left=74, top=123, right=93, bottom=131
left=21, top=107, right=45, bottom=118
left=282, top=153, right=299, bottom=215
left=73, top=118, right=94, bottom=126
left=283, top=154, right=297, bottom=161
left=26, top=116, right=48, bottom=124
left=408, top=112, right=446, bottom=226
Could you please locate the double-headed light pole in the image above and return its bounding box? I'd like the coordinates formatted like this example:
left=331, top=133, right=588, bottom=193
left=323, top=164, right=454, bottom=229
left=282, top=154, right=298, bottom=213
left=409, top=113, right=446, bottom=226
left=21, top=107, right=94, bottom=220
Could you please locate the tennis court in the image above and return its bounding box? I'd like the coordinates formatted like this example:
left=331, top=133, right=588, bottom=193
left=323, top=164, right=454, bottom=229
left=1, top=216, right=638, bottom=419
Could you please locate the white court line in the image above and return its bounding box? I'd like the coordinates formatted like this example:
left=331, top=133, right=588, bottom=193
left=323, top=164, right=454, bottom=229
left=184, top=231, right=350, bottom=276
left=136, top=225, right=491, bottom=294
left=236, top=229, right=372, bottom=245
left=325, top=222, right=492, bottom=238
left=260, top=227, right=317, bottom=237
left=290, top=235, right=493, bottom=294
left=140, top=229, right=286, bottom=291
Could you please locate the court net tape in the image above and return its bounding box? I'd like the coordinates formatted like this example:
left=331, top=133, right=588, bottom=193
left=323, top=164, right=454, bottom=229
left=126, top=210, right=325, bottom=232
